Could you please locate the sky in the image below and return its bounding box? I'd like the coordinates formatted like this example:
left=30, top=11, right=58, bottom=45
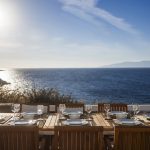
left=0, top=0, right=150, bottom=68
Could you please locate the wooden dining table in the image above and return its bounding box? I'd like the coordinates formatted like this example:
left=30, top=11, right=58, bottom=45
left=40, top=112, right=115, bottom=136
left=1, top=112, right=150, bottom=136
left=1, top=112, right=150, bottom=150
left=0, top=113, right=114, bottom=135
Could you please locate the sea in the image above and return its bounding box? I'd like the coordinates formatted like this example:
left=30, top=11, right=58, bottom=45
left=0, top=68, right=150, bottom=104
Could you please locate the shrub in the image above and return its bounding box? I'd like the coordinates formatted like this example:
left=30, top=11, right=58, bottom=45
left=0, top=87, right=79, bottom=105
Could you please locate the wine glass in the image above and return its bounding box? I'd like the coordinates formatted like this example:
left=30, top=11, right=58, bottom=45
left=58, top=104, right=66, bottom=119
left=37, top=105, right=44, bottom=119
left=104, top=104, right=110, bottom=119
left=86, top=105, right=92, bottom=120
left=11, top=103, right=20, bottom=122
left=132, top=104, right=140, bottom=117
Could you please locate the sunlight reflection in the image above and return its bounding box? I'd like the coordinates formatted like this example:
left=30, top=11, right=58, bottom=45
left=0, top=70, right=32, bottom=90
left=0, top=70, right=12, bottom=83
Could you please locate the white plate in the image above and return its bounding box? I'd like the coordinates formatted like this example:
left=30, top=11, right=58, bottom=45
left=145, top=114, right=150, bottom=119
left=0, top=118, right=5, bottom=122
left=15, top=120, right=37, bottom=125
left=108, top=111, right=128, bottom=115
left=0, top=116, right=5, bottom=122
left=62, top=119, right=88, bottom=126
left=21, top=112, right=37, bottom=115
left=63, top=110, right=83, bottom=115
left=114, top=119, right=141, bottom=125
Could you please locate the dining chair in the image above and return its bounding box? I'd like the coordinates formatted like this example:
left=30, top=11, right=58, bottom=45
left=49, top=105, right=57, bottom=113
left=98, top=103, right=128, bottom=112
left=65, top=103, right=85, bottom=112
left=0, top=126, right=39, bottom=150
left=21, top=104, right=48, bottom=113
left=114, top=126, right=150, bottom=150
left=56, top=103, right=85, bottom=113
left=98, top=103, right=105, bottom=112
left=21, top=104, right=49, bottom=149
left=53, top=126, right=104, bottom=150
left=110, top=103, right=127, bottom=112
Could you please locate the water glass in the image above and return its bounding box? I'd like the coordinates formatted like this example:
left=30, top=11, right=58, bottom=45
left=37, top=105, right=44, bottom=118
left=132, top=104, right=140, bottom=116
left=11, top=103, right=20, bottom=122
left=59, top=104, right=66, bottom=118
left=104, top=104, right=110, bottom=118
left=86, top=105, right=92, bottom=120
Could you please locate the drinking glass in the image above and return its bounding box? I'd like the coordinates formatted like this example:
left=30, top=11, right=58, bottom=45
left=37, top=105, right=44, bottom=119
left=11, top=103, right=20, bottom=122
left=104, top=104, right=110, bottom=119
left=86, top=105, right=92, bottom=120
left=132, top=104, right=140, bottom=116
left=58, top=104, right=66, bottom=119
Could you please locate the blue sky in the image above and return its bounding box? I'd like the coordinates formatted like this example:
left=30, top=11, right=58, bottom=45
left=0, top=0, right=150, bottom=68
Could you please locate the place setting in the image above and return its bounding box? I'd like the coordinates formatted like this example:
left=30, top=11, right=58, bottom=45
left=6, top=103, right=22, bottom=125
left=102, top=104, right=126, bottom=120
left=135, top=112, right=150, bottom=125
left=113, top=118, right=142, bottom=126
left=58, top=104, right=93, bottom=126
left=102, top=103, right=146, bottom=126
left=113, top=104, right=144, bottom=126
left=7, top=104, right=46, bottom=126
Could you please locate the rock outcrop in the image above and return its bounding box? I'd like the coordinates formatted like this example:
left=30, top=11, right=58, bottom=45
left=0, top=78, right=10, bottom=86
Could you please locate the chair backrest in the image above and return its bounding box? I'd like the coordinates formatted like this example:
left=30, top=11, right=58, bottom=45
left=21, top=104, right=48, bottom=113
left=0, top=103, right=12, bottom=113
left=53, top=126, right=103, bottom=150
left=98, top=103, right=128, bottom=112
left=110, top=103, right=127, bottom=112
left=49, top=105, right=57, bottom=113
left=114, top=126, right=150, bottom=150
left=0, top=126, right=38, bottom=150
left=65, top=103, right=85, bottom=112
left=56, top=103, right=85, bottom=113
left=98, top=103, right=105, bottom=112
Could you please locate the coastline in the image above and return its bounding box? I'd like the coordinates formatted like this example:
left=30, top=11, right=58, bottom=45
left=0, top=78, right=10, bottom=86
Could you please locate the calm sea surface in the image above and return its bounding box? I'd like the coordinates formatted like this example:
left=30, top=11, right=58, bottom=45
left=0, top=68, right=150, bottom=104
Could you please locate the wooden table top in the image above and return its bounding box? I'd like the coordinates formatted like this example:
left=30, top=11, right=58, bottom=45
left=0, top=113, right=113, bottom=130
left=92, top=113, right=114, bottom=131
left=1, top=113, right=149, bottom=135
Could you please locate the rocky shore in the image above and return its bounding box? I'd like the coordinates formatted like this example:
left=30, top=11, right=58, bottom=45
left=0, top=78, right=10, bottom=86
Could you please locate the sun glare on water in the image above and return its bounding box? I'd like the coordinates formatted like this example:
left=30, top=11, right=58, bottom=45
left=0, top=70, right=13, bottom=84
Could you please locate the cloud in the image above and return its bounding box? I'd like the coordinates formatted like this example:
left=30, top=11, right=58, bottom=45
left=0, top=33, right=150, bottom=68
left=0, top=41, right=23, bottom=50
left=59, top=0, right=97, bottom=7
left=59, top=0, right=138, bottom=34
left=63, top=5, right=104, bottom=28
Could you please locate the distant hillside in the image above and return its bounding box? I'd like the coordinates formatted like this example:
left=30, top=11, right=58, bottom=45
left=102, top=61, right=150, bottom=68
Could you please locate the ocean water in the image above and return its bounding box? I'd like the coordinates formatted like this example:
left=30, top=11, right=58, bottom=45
left=0, top=68, right=150, bottom=104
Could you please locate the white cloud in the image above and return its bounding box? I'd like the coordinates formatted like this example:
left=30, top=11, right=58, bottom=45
left=0, top=41, right=23, bottom=50
left=0, top=26, right=149, bottom=68
left=59, top=0, right=97, bottom=7
left=59, top=0, right=138, bottom=34
left=63, top=5, right=105, bottom=28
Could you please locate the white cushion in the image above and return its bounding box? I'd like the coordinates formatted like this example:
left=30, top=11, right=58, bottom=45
left=128, top=105, right=150, bottom=112
left=22, top=104, right=47, bottom=113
